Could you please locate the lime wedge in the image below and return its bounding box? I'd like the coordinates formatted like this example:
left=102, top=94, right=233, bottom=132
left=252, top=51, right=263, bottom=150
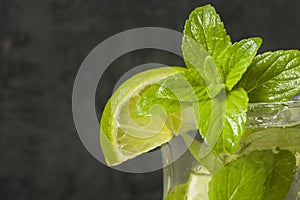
left=100, top=67, right=194, bottom=166
left=186, top=173, right=211, bottom=200
left=165, top=172, right=211, bottom=200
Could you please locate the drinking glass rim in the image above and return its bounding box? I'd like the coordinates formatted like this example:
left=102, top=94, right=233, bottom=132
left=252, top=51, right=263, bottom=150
left=249, top=100, right=300, bottom=108
left=246, top=100, right=300, bottom=128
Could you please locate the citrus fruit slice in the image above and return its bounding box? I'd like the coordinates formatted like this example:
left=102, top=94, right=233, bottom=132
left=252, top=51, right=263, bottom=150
left=186, top=173, right=211, bottom=200
left=165, top=172, right=211, bottom=200
left=100, top=67, right=196, bottom=166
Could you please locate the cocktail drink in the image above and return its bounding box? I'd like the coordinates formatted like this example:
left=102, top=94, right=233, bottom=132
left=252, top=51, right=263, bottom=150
left=163, top=102, right=300, bottom=200
left=99, top=4, right=300, bottom=200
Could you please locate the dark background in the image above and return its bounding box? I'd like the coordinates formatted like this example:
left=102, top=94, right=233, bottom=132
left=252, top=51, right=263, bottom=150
left=1, top=0, right=300, bottom=199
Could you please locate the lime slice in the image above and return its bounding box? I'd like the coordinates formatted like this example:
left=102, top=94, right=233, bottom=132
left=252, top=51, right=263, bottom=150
left=186, top=173, right=211, bottom=200
left=165, top=172, right=211, bottom=200
left=100, top=67, right=194, bottom=166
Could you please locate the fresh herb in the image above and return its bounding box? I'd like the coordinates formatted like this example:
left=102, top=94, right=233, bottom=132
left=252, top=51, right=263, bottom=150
left=134, top=4, right=300, bottom=200
left=238, top=128, right=300, bottom=155
left=217, top=38, right=262, bottom=91
left=208, top=151, right=266, bottom=200
left=239, top=50, right=300, bottom=102
left=209, top=150, right=296, bottom=200
left=183, top=4, right=231, bottom=68
left=182, top=5, right=257, bottom=154
left=249, top=150, right=296, bottom=200
left=135, top=83, right=190, bottom=118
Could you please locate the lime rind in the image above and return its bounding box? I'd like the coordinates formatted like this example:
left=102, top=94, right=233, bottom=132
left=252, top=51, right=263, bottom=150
left=100, top=67, right=186, bottom=166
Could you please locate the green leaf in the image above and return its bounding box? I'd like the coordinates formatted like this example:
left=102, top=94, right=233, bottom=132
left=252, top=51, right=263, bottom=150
left=135, top=64, right=226, bottom=118
left=182, top=5, right=262, bottom=92
left=177, top=45, right=225, bottom=99
left=247, top=150, right=296, bottom=200
left=238, top=50, right=300, bottom=102
left=183, top=4, right=231, bottom=63
left=218, top=88, right=248, bottom=153
left=218, top=38, right=262, bottom=90
left=135, top=84, right=190, bottom=118
left=208, top=151, right=266, bottom=200
left=182, top=5, right=230, bottom=84
left=151, top=67, right=224, bottom=101
left=238, top=127, right=300, bottom=155
left=209, top=150, right=296, bottom=200
left=194, top=93, right=225, bottom=152
left=134, top=68, right=206, bottom=118
left=195, top=87, right=248, bottom=154
left=155, top=68, right=210, bottom=102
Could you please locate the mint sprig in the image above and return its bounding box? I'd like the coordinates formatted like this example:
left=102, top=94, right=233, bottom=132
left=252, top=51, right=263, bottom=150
left=182, top=5, right=256, bottom=154
left=136, top=4, right=261, bottom=154
left=132, top=4, right=300, bottom=199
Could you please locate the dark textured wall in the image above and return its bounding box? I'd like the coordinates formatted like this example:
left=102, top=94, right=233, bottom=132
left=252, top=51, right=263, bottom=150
left=1, top=0, right=300, bottom=200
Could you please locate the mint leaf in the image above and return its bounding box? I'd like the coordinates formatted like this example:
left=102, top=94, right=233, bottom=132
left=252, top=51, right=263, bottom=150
left=247, top=150, right=296, bottom=200
left=209, top=150, right=296, bottom=200
left=195, top=87, right=248, bottom=154
left=208, top=151, right=266, bottom=200
left=238, top=50, right=300, bottom=102
left=135, top=64, right=225, bottom=118
left=194, top=94, right=225, bottom=152
left=135, top=84, right=190, bottom=118
left=155, top=69, right=210, bottom=102
left=182, top=5, right=230, bottom=84
left=182, top=33, right=210, bottom=71
left=218, top=38, right=262, bottom=91
left=218, top=88, right=248, bottom=153
left=183, top=4, right=231, bottom=62
left=134, top=68, right=207, bottom=118
left=238, top=128, right=300, bottom=155
left=181, top=37, right=226, bottom=98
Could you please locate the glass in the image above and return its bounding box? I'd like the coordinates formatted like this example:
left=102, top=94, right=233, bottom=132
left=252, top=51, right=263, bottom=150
left=162, top=101, right=300, bottom=200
